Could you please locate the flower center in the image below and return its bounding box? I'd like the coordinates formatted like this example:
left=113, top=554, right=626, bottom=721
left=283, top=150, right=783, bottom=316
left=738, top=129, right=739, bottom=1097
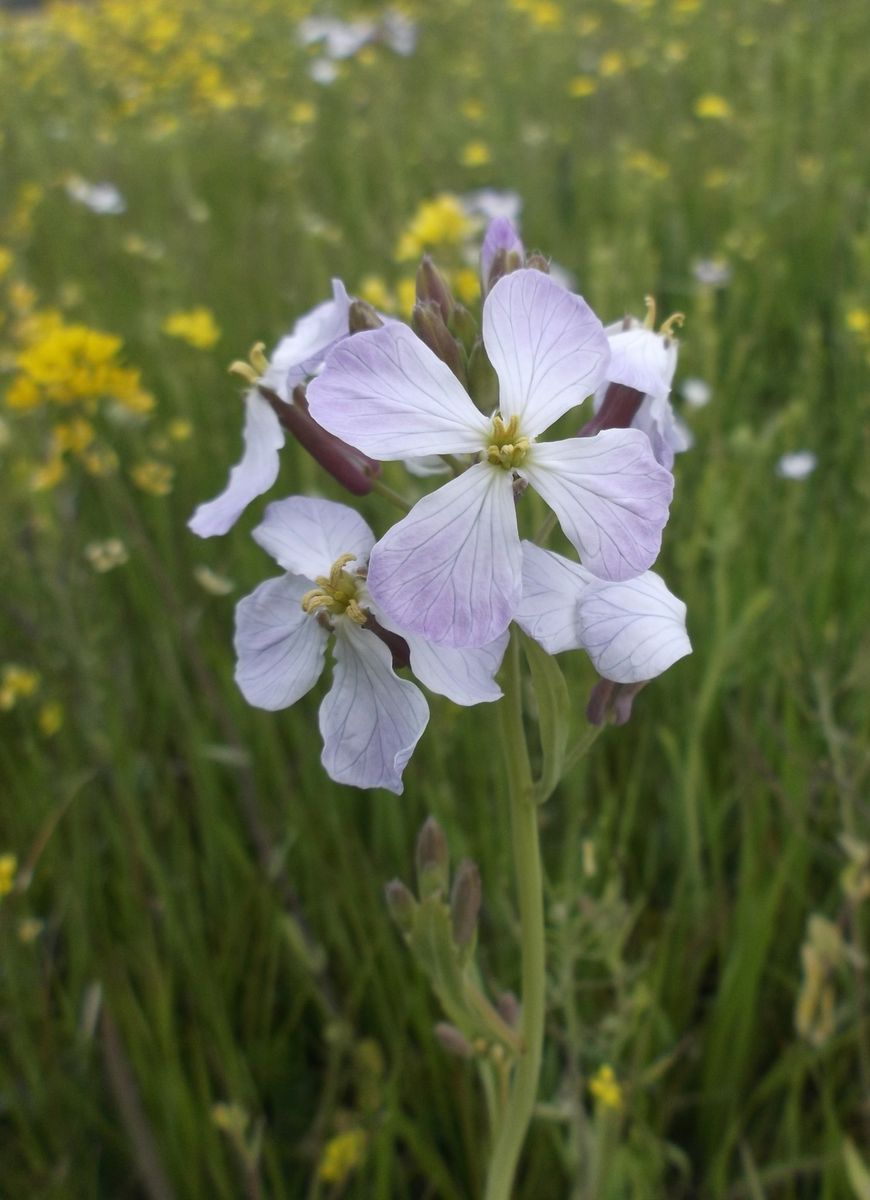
left=485, top=413, right=530, bottom=469
left=301, top=553, right=367, bottom=625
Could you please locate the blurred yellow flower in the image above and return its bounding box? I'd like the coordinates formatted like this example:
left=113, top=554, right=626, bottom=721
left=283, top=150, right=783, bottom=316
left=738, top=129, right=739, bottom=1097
left=461, top=98, right=484, bottom=121
left=54, top=417, right=96, bottom=454
left=397, top=277, right=417, bottom=317
left=527, top=1, right=563, bottom=29
left=624, top=150, right=670, bottom=180
left=0, top=665, right=40, bottom=710
left=0, top=854, right=17, bottom=898
left=846, top=308, right=870, bottom=336
left=131, top=460, right=174, bottom=496
left=452, top=267, right=479, bottom=305
left=318, top=1129, right=367, bottom=1185
left=162, top=307, right=221, bottom=350
left=460, top=140, right=491, bottom=167
left=589, top=1064, right=623, bottom=1111
left=38, top=701, right=64, bottom=736
left=599, top=51, right=626, bottom=77
left=18, top=916, right=44, bottom=944
left=694, top=93, right=733, bottom=120
left=31, top=456, right=67, bottom=492
left=358, top=275, right=395, bottom=312
left=290, top=100, right=316, bottom=124
left=168, top=418, right=193, bottom=441
left=395, top=194, right=473, bottom=261
left=704, top=167, right=732, bottom=188
left=568, top=75, right=597, bottom=98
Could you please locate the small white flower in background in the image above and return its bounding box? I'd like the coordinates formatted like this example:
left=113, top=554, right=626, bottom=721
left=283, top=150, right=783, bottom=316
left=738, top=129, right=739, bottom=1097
left=380, top=10, right=418, bottom=56
left=681, top=377, right=712, bottom=408
left=692, top=257, right=732, bottom=288
left=84, top=539, right=129, bottom=572
left=298, top=16, right=375, bottom=59
left=65, top=177, right=126, bottom=216
left=193, top=566, right=235, bottom=595
left=462, top=189, right=524, bottom=224
left=235, top=498, right=507, bottom=793
left=188, top=280, right=351, bottom=538
left=309, top=59, right=339, bottom=85
left=515, top=542, right=691, bottom=683
left=776, top=450, right=817, bottom=481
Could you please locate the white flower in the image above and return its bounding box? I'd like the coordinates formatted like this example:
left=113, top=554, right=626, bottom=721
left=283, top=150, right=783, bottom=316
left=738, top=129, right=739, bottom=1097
left=776, top=450, right=817, bottom=480
left=189, top=281, right=351, bottom=538
left=65, top=177, right=126, bottom=215
left=235, top=497, right=507, bottom=792
left=515, top=542, right=691, bottom=683
left=681, top=377, right=712, bottom=408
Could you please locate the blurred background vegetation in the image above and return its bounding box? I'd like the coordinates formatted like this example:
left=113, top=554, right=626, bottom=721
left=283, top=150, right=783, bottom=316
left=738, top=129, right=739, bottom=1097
left=1, top=0, right=869, bottom=1195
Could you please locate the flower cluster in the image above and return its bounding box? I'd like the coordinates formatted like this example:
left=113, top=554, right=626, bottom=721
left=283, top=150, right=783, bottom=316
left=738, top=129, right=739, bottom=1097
left=192, top=216, right=691, bottom=792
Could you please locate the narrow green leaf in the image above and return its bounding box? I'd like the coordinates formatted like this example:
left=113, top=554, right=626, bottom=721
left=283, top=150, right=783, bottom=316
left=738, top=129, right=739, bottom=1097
left=519, top=630, right=571, bottom=804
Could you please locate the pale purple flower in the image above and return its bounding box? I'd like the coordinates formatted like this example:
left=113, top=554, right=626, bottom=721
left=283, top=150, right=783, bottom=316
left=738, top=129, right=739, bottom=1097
left=463, top=190, right=524, bottom=224
left=594, top=317, right=691, bottom=470
left=308, top=269, right=674, bottom=648
left=776, top=450, right=817, bottom=480
left=189, top=280, right=351, bottom=538
left=515, top=541, right=691, bottom=683
left=235, top=497, right=507, bottom=793
left=480, top=218, right=525, bottom=293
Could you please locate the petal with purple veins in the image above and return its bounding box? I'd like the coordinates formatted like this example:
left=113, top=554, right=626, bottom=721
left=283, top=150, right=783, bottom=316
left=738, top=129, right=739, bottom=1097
left=578, top=572, right=691, bottom=683
left=319, top=621, right=429, bottom=794
left=522, top=430, right=674, bottom=581
left=253, top=495, right=374, bottom=579
left=514, top=541, right=595, bottom=654
left=234, top=574, right=328, bottom=709
left=366, top=463, right=521, bottom=648
left=308, top=324, right=489, bottom=460
left=483, top=269, right=610, bottom=438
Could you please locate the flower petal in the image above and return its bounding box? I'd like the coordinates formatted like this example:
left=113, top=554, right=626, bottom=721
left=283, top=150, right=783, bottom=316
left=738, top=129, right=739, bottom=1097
left=234, top=574, right=327, bottom=709
left=480, top=217, right=525, bottom=291
left=366, top=464, right=521, bottom=647
left=483, top=269, right=610, bottom=437
left=253, top=495, right=374, bottom=579
left=320, top=621, right=429, bottom=793
left=523, top=430, right=674, bottom=581
left=307, top=323, right=489, bottom=459
left=394, top=623, right=508, bottom=704
left=605, top=327, right=676, bottom=399
left=266, top=279, right=351, bottom=398
left=514, top=541, right=595, bottom=654
left=189, top=390, right=284, bottom=537
left=578, top=572, right=691, bottom=683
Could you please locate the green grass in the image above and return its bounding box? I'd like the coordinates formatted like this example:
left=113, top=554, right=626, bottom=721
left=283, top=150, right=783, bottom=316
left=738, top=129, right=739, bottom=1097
left=1, top=0, right=869, bottom=1196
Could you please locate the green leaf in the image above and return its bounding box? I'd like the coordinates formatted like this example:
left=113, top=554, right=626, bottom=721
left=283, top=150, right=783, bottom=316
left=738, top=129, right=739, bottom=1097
left=519, top=629, right=571, bottom=804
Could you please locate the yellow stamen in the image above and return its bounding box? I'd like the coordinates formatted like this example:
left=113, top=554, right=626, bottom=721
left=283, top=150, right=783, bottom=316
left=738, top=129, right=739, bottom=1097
left=485, top=414, right=531, bottom=469
left=300, top=554, right=367, bottom=624
left=659, top=311, right=686, bottom=339
left=643, top=294, right=657, bottom=330
left=229, top=341, right=269, bottom=385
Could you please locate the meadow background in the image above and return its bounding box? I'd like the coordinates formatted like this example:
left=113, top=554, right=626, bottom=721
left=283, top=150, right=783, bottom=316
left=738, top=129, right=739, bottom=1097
left=1, top=0, right=869, bottom=1196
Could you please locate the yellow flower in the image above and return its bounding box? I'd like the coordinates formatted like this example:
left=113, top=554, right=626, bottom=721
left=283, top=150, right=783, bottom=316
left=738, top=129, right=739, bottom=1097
left=291, top=100, right=316, bottom=125
left=0, top=854, right=17, bottom=898
left=568, top=75, right=597, bottom=98
left=452, top=267, right=480, bottom=306
left=0, top=665, right=40, bottom=710
left=704, top=167, right=732, bottom=189
left=54, top=417, right=96, bottom=454
left=162, top=307, right=221, bottom=350
left=846, top=308, right=870, bottom=336
left=395, top=194, right=474, bottom=261
left=30, top=455, right=67, bottom=492
left=131, top=460, right=174, bottom=496
left=81, top=445, right=119, bottom=476
left=589, top=1064, right=623, bottom=1111
left=358, top=275, right=395, bottom=312
left=38, top=701, right=64, bottom=736
left=599, top=51, right=626, bottom=77
left=5, top=375, right=41, bottom=411
left=694, top=94, right=733, bottom=120
left=461, top=98, right=484, bottom=121
left=168, top=418, right=193, bottom=441
left=397, top=277, right=417, bottom=318
left=461, top=140, right=491, bottom=167
left=318, top=1129, right=367, bottom=1186
left=527, top=1, right=563, bottom=28
left=624, top=150, right=670, bottom=180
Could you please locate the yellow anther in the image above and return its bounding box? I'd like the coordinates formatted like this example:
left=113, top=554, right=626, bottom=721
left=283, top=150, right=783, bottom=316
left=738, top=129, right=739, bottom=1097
left=659, top=311, right=686, bottom=339
left=643, top=294, right=657, bottom=330
left=300, top=554, right=365, bottom=622
left=485, top=413, right=531, bottom=469
left=229, top=341, right=269, bottom=385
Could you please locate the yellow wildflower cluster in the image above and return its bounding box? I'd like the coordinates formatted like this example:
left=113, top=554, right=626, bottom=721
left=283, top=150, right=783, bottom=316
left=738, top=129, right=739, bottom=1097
left=395, top=194, right=474, bottom=262
left=0, top=665, right=40, bottom=711
left=318, top=1129, right=367, bottom=1185
left=0, top=854, right=18, bottom=899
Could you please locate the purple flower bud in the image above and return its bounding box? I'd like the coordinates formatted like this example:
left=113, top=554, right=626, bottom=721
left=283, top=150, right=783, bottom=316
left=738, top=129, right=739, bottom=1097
left=262, top=385, right=381, bottom=496
left=450, top=859, right=482, bottom=947
left=385, top=878, right=417, bottom=934
left=416, top=255, right=455, bottom=322
left=411, top=301, right=466, bottom=384
left=578, top=382, right=645, bottom=437
left=434, top=1022, right=475, bottom=1059
left=416, top=816, right=449, bottom=898
left=348, top=299, right=384, bottom=332
left=481, top=217, right=525, bottom=295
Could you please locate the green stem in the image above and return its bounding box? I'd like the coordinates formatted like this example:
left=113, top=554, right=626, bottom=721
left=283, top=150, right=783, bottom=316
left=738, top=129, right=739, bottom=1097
left=484, top=632, right=546, bottom=1200
left=369, top=477, right=412, bottom=512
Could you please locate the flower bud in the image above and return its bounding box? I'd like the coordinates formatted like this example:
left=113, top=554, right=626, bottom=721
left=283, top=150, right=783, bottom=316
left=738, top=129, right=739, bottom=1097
left=416, top=816, right=449, bottom=898
left=363, top=614, right=411, bottom=670
left=434, top=1022, right=474, bottom=1060
left=263, top=385, right=380, bottom=496
left=411, top=302, right=466, bottom=384
left=579, top=382, right=645, bottom=437
left=348, top=299, right=384, bottom=333
left=586, top=677, right=646, bottom=726
left=496, top=991, right=520, bottom=1028
left=447, top=303, right=478, bottom=354
left=524, top=252, right=550, bottom=274
left=481, top=218, right=525, bottom=295
left=416, top=255, right=454, bottom=322
left=384, top=878, right=417, bottom=934
left=467, top=339, right=498, bottom=411
left=450, top=858, right=481, bottom=948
